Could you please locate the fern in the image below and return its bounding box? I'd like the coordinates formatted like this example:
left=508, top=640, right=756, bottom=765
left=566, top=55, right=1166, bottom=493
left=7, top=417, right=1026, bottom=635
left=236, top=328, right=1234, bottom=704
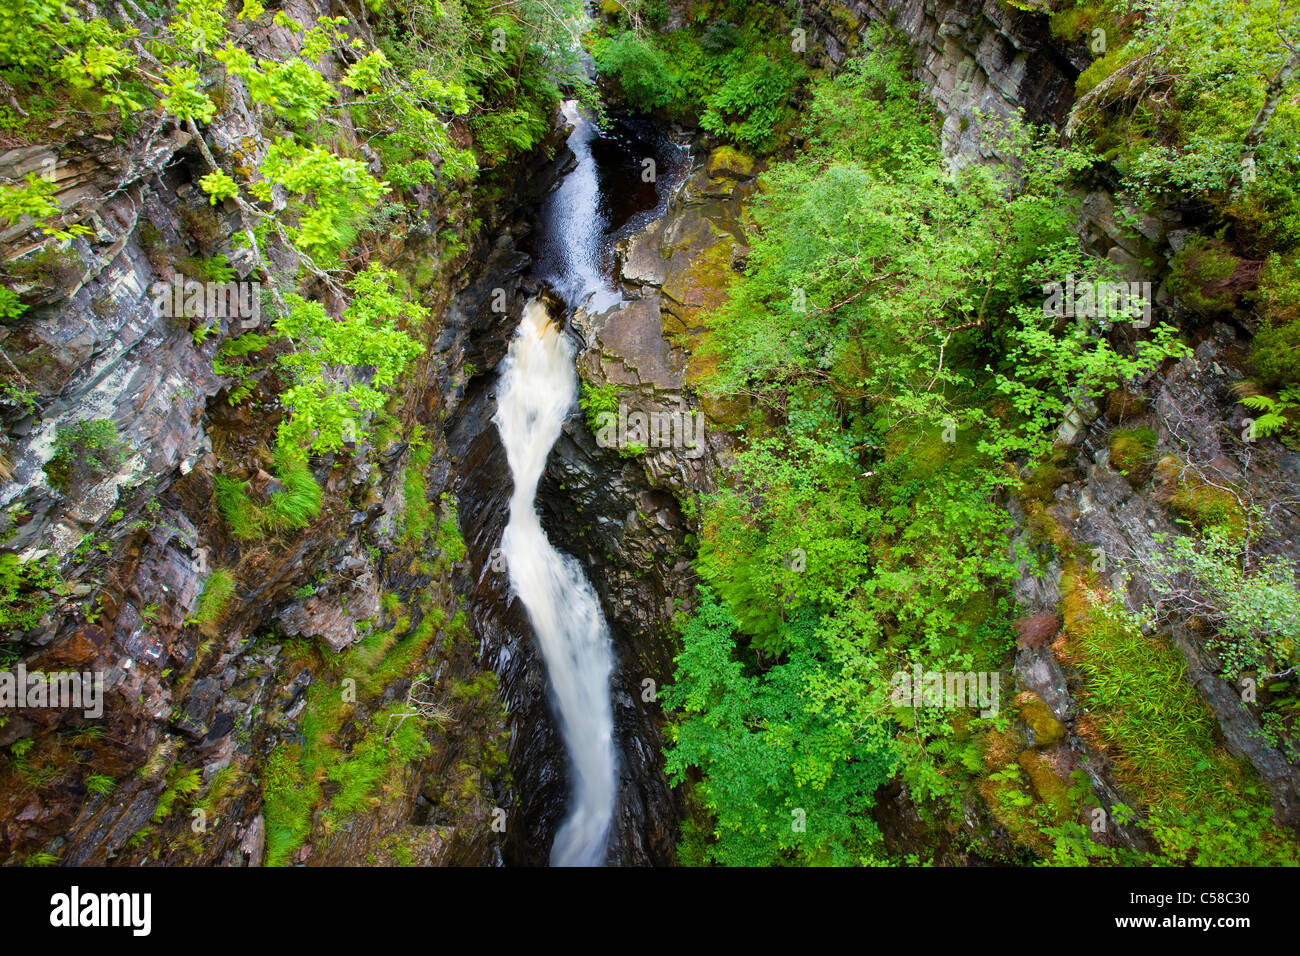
left=1240, top=387, right=1300, bottom=438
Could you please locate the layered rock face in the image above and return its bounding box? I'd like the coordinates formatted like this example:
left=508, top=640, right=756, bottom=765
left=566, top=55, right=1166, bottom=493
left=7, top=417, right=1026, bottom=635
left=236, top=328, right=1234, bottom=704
left=0, top=0, right=572, bottom=867
left=4, top=0, right=1296, bottom=869
left=788, top=0, right=1078, bottom=165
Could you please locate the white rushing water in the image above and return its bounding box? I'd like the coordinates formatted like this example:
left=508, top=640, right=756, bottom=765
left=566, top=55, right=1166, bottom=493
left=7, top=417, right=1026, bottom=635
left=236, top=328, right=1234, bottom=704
left=493, top=299, right=617, bottom=867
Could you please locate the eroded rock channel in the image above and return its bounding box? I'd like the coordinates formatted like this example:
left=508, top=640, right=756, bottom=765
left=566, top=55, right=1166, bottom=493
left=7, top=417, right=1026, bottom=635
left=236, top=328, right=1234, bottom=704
left=447, top=103, right=736, bottom=865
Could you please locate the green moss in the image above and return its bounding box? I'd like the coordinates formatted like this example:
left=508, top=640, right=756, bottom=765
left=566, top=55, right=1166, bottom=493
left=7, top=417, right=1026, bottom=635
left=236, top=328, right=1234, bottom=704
left=1168, top=236, right=1243, bottom=315
left=1074, top=41, right=1143, bottom=99
left=1168, top=477, right=1248, bottom=540
left=1017, top=750, right=1074, bottom=821
left=1248, top=253, right=1300, bottom=391
left=1108, top=427, right=1157, bottom=481
left=401, top=425, right=432, bottom=545
left=1015, top=693, right=1065, bottom=747
left=705, top=145, right=754, bottom=179
left=432, top=493, right=466, bottom=573
left=1021, top=442, right=1080, bottom=504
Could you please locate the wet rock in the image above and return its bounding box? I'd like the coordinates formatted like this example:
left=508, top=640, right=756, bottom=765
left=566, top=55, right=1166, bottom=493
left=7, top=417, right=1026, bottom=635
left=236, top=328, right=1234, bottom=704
left=277, top=565, right=379, bottom=652
left=705, top=146, right=754, bottom=180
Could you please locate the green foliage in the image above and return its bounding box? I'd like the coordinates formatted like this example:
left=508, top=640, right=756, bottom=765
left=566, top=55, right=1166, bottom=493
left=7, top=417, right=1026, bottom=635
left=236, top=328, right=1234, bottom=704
left=43, top=418, right=128, bottom=492
left=1071, top=0, right=1300, bottom=251
left=1239, top=387, right=1300, bottom=439
left=434, top=493, right=467, bottom=569
left=262, top=742, right=314, bottom=867
left=259, top=139, right=389, bottom=255
left=591, top=2, right=807, bottom=150
left=152, top=765, right=202, bottom=822
left=267, top=447, right=324, bottom=533
left=198, top=170, right=238, bottom=204
left=0, top=0, right=144, bottom=116
left=1062, top=577, right=1299, bottom=865
left=699, top=58, right=797, bottom=149
left=0, top=175, right=90, bottom=240
left=215, top=447, right=322, bottom=539
left=0, top=551, right=61, bottom=633
left=1140, top=530, right=1300, bottom=682
left=275, top=264, right=426, bottom=456
left=262, top=588, right=455, bottom=865
left=1166, top=472, right=1248, bottom=540
left=214, top=475, right=261, bottom=540
left=590, top=32, right=676, bottom=110
left=663, top=592, right=895, bottom=865
left=1249, top=253, right=1300, bottom=390
left=190, top=569, right=235, bottom=628
left=323, top=707, right=429, bottom=819
left=84, top=773, right=114, bottom=797
left=579, top=380, right=619, bottom=434
left=401, top=424, right=432, bottom=545
left=668, top=41, right=1198, bottom=863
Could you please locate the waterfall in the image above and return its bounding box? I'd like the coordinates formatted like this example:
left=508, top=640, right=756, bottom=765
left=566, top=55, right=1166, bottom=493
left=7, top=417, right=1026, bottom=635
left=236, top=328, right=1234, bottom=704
left=493, top=298, right=617, bottom=867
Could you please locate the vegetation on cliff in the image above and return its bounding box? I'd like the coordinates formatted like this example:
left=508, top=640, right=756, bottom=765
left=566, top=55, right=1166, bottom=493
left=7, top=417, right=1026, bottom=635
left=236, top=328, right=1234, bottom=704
left=590, top=2, right=1300, bottom=866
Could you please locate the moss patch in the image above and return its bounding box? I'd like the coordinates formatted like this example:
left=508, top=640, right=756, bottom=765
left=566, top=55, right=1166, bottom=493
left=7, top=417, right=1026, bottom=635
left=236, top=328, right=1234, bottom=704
left=1108, top=427, right=1156, bottom=484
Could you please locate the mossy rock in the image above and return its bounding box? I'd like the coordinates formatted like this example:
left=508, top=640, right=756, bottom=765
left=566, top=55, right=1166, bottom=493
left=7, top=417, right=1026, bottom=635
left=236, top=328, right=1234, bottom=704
left=1168, top=477, right=1248, bottom=540
left=1248, top=254, right=1300, bottom=391
left=705, top=145, right=755, bottom=181
left=1021, top=442, right=1080, bottom=504
left=1108, top=427, right=1157, bottom=484
left=1104, top=385, right=1149, bottom=423
left=1168, top=236, right=1258, bottom=316
left=1015, top=692, right=1066, bottom=747
left=1017, top=750, right=1074, bottom=822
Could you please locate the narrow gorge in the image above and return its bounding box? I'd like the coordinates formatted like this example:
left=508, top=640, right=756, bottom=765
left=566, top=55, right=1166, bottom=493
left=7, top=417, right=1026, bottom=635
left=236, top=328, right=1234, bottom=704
left=1, top=0, right=1299, bottom=875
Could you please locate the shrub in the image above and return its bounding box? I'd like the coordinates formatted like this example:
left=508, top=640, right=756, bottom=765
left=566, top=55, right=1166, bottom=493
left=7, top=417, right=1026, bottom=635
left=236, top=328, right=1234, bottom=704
left=44, top=419, right=128, bottom=491
left=592, top=32, right=677, bottom=111
left=0, top=551, right=60, bottom=633
left=700, top=58, right=799, bottom=150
